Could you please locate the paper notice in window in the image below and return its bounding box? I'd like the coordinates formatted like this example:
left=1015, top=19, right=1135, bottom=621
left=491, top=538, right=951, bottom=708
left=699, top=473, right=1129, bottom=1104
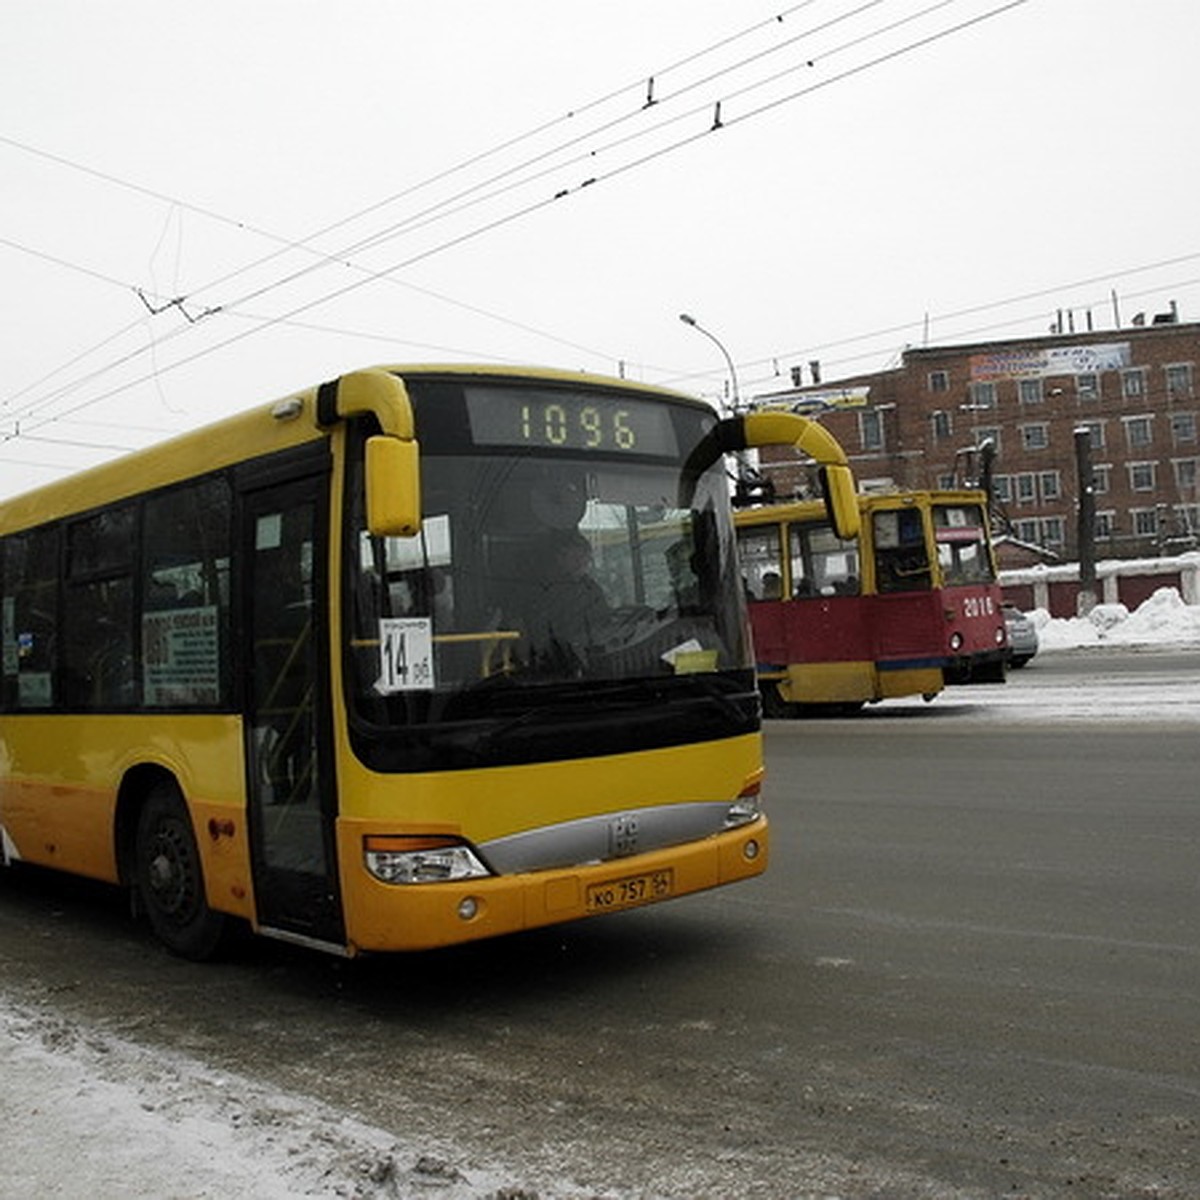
left=376, top=617, right=435, bottom=693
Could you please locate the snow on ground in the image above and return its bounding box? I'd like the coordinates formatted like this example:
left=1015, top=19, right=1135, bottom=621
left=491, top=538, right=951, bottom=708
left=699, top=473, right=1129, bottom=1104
left=1031, top=585, right=1200, bottom=652
left=854, top=586, right=1200, bottom=725
left=2, top=588, right=1198, bottom=1199
left=0, top=998, right=553, bottom=1200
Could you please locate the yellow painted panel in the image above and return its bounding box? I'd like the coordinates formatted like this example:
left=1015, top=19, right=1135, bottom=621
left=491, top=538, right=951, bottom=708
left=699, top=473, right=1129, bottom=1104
left=784, top=661, right=876, bottom=704
left=878, top=668, right=943, bottom=700
left=333, top=732, right=763, bottom=844
left=0, top=713, right=246, bottom=887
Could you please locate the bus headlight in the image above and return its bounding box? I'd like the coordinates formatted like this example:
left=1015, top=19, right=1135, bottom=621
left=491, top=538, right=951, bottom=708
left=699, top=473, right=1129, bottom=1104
left=364, top=835, right=491, bottom=884
left=949, top=632, right=964, bottom=652
left=725, top=789, right=762, bottom=828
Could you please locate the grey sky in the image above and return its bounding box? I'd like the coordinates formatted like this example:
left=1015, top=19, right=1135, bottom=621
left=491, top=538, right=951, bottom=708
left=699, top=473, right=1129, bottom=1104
left=2, top=0, right=1197, bottom=498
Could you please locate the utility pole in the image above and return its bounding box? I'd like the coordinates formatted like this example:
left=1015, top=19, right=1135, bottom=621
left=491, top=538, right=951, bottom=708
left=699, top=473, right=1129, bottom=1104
left=1074, top=427, right=1097, bottom=614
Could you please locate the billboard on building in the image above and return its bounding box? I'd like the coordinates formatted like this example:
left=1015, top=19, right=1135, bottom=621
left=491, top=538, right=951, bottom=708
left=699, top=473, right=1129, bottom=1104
left=755, top=385, right=871, bottom=415
left=969, top=342, right=1131, bottom=380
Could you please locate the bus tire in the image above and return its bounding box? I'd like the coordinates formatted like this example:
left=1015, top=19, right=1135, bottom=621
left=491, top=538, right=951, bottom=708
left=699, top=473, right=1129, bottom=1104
left=134, top=781, right=227, bottom=960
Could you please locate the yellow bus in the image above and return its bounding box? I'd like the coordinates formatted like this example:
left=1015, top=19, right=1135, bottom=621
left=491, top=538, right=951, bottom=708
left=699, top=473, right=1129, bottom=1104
left=1, top=367, right=858, bottom=958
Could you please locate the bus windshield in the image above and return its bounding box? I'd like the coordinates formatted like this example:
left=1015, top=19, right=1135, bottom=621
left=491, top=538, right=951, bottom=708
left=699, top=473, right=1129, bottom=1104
left=343, top=377, right=756, bottom=771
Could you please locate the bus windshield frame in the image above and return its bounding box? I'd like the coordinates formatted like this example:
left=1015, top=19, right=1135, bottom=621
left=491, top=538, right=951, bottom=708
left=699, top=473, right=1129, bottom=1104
left=341, top=376, right=758, bottom=771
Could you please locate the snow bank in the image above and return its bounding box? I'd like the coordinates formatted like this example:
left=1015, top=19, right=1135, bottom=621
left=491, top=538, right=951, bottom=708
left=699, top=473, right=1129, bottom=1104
left=1032, top=587, right=1200, bottom=651
left=0, top=997, right=556, bottom=1200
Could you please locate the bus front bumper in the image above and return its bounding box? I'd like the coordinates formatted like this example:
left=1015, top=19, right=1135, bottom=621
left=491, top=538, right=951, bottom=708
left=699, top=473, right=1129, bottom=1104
left=340, top=816, right=769, bottom=953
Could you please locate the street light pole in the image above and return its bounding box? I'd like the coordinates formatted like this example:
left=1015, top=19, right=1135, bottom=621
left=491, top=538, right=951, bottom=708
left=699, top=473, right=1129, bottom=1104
left=1074, top=426, right=1097, bottom=615
left=678, top=311, right=764, bottom=503
left=679, top=312, right=741, bottom=415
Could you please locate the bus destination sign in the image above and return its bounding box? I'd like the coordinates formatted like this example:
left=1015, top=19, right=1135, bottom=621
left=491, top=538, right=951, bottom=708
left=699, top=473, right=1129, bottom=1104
left=465, top=387, right=681, bottom=457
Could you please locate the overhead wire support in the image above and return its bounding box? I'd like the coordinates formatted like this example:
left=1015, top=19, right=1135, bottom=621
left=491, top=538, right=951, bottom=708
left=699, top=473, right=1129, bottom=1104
left=134, top=288, right=217, bottom=325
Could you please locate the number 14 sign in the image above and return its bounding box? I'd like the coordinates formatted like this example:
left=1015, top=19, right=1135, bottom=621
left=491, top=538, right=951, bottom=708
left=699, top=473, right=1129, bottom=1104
left=377, top=617, right=435, bottom=693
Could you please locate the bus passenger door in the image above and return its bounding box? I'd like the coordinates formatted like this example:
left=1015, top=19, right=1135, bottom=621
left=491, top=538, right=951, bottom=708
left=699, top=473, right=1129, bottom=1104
left=242, top=477, right=345, bottom=948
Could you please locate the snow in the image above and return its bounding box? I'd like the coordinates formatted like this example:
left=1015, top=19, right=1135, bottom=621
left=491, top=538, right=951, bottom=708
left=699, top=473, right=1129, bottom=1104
left=0, top=1001, right=535, bottom=1200
left=2, top=588, right=1198, bottom=1199
left=1032, top=586, right=1200, bottom=652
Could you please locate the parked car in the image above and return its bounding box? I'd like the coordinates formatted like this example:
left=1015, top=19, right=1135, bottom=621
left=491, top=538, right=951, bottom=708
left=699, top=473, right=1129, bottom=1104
left=1003, top=604, right=1038, bottom=667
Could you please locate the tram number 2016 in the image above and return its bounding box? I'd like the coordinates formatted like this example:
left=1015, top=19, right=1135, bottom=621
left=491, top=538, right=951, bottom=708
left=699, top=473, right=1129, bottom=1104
left=520, top=402, right=636, bottom=450
left=962, top=595, right=995, bottom=619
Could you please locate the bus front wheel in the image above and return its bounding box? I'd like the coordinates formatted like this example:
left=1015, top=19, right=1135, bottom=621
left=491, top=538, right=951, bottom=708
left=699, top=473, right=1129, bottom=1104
left=134, top=782, right=227, bottom=960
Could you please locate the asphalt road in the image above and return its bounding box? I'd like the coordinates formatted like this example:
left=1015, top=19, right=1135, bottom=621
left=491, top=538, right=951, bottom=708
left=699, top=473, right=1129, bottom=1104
left=2, top=650, right=1198, bottom=1197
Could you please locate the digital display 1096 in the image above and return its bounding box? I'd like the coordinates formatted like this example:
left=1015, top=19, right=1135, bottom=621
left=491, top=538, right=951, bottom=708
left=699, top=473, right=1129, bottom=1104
left=465, top=387, right=681, bottom=457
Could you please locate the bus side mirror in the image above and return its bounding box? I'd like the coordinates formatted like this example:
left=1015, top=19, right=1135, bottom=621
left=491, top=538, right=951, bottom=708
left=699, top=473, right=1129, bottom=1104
left=821, top=464, right=860, bottom=541
left=365, top=436, right=421, bottom=537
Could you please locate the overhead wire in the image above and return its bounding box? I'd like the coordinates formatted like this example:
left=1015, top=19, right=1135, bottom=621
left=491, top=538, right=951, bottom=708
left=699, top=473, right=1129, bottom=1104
left=727, top=252, right=1200, bottom=394
left=0, top=0, right=827, bottom=425
left=5, top=0, right=1042, bottom=449
left=12, top=0, right=1012, bottom=435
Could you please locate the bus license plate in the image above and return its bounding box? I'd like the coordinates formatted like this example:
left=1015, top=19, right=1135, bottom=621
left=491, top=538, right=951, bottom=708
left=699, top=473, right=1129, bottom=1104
left=586, top=869, right=674, bottom=913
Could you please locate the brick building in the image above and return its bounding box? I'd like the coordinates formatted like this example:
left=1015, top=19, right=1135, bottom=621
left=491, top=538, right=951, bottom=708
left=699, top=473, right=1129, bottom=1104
left=754, top=317, right=1200, bottom=564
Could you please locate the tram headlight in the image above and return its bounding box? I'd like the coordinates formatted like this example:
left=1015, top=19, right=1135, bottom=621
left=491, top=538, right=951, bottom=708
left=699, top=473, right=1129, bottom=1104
left=949, top=632, right=964, bottom=652
left=364, top=835, right=491, bottom=884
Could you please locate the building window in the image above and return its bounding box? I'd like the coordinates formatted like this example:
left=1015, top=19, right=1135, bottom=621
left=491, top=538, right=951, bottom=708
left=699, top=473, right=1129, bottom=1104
left=1041, top=516, right=1065, bottom=546
left=1165, top=363, right=1194, bottom=399
left=974, top=427, right=1000, bottom=454
left=1039, top=471, right=1061, bottom=500
left=931, top=410, right=952, bottom=440
left=1019, top=378, right=1043, bottom=404
left=1079, top=420, right=1105, bottom=450
left=860, top=409, right=884, bottom=451
left=1015, top=519, right=1039, bottom=542
left=1173, top=458, right=1198, bottom=492
left=1171, top=411, right=1197, bottom=445
left=1132, top=508, right=1158, bottom=536
left=1174, top=504, right=1200, bottom=537
left=1092, top=464, right=1111, bottom=495
left=1076, top=373, right=1099, bottom=400
left=1123, top=415, right=1154, bottom=449
left=936, top=472, right=957, bottom=489
left=993, top=475, right=1012, bottom=503
left=1021, top=423, right=1049, bottom=451
left=968, top=381, right=996, bottom=410
left=928, top=370, right=949, bottom=392
left=1095, top=511, right=1116, bottom=539
left=1128, top=462, right=1156, bottom=492
left=1016, top=473, right=1037, bottom=504
left=1122, top=368, right=1147, bottom=400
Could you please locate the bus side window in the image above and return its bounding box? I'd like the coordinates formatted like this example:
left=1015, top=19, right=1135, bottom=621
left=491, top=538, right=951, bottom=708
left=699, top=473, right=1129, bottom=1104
left=1, top=526, right=60, bottom=710
left=142, top=478, right=232, bottom=708
left=64, top=506, right=136, bottom=709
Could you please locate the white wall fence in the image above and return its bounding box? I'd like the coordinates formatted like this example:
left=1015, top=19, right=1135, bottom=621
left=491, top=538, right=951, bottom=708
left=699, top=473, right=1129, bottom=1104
left=1000, top=552, right=1200, bottom=617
